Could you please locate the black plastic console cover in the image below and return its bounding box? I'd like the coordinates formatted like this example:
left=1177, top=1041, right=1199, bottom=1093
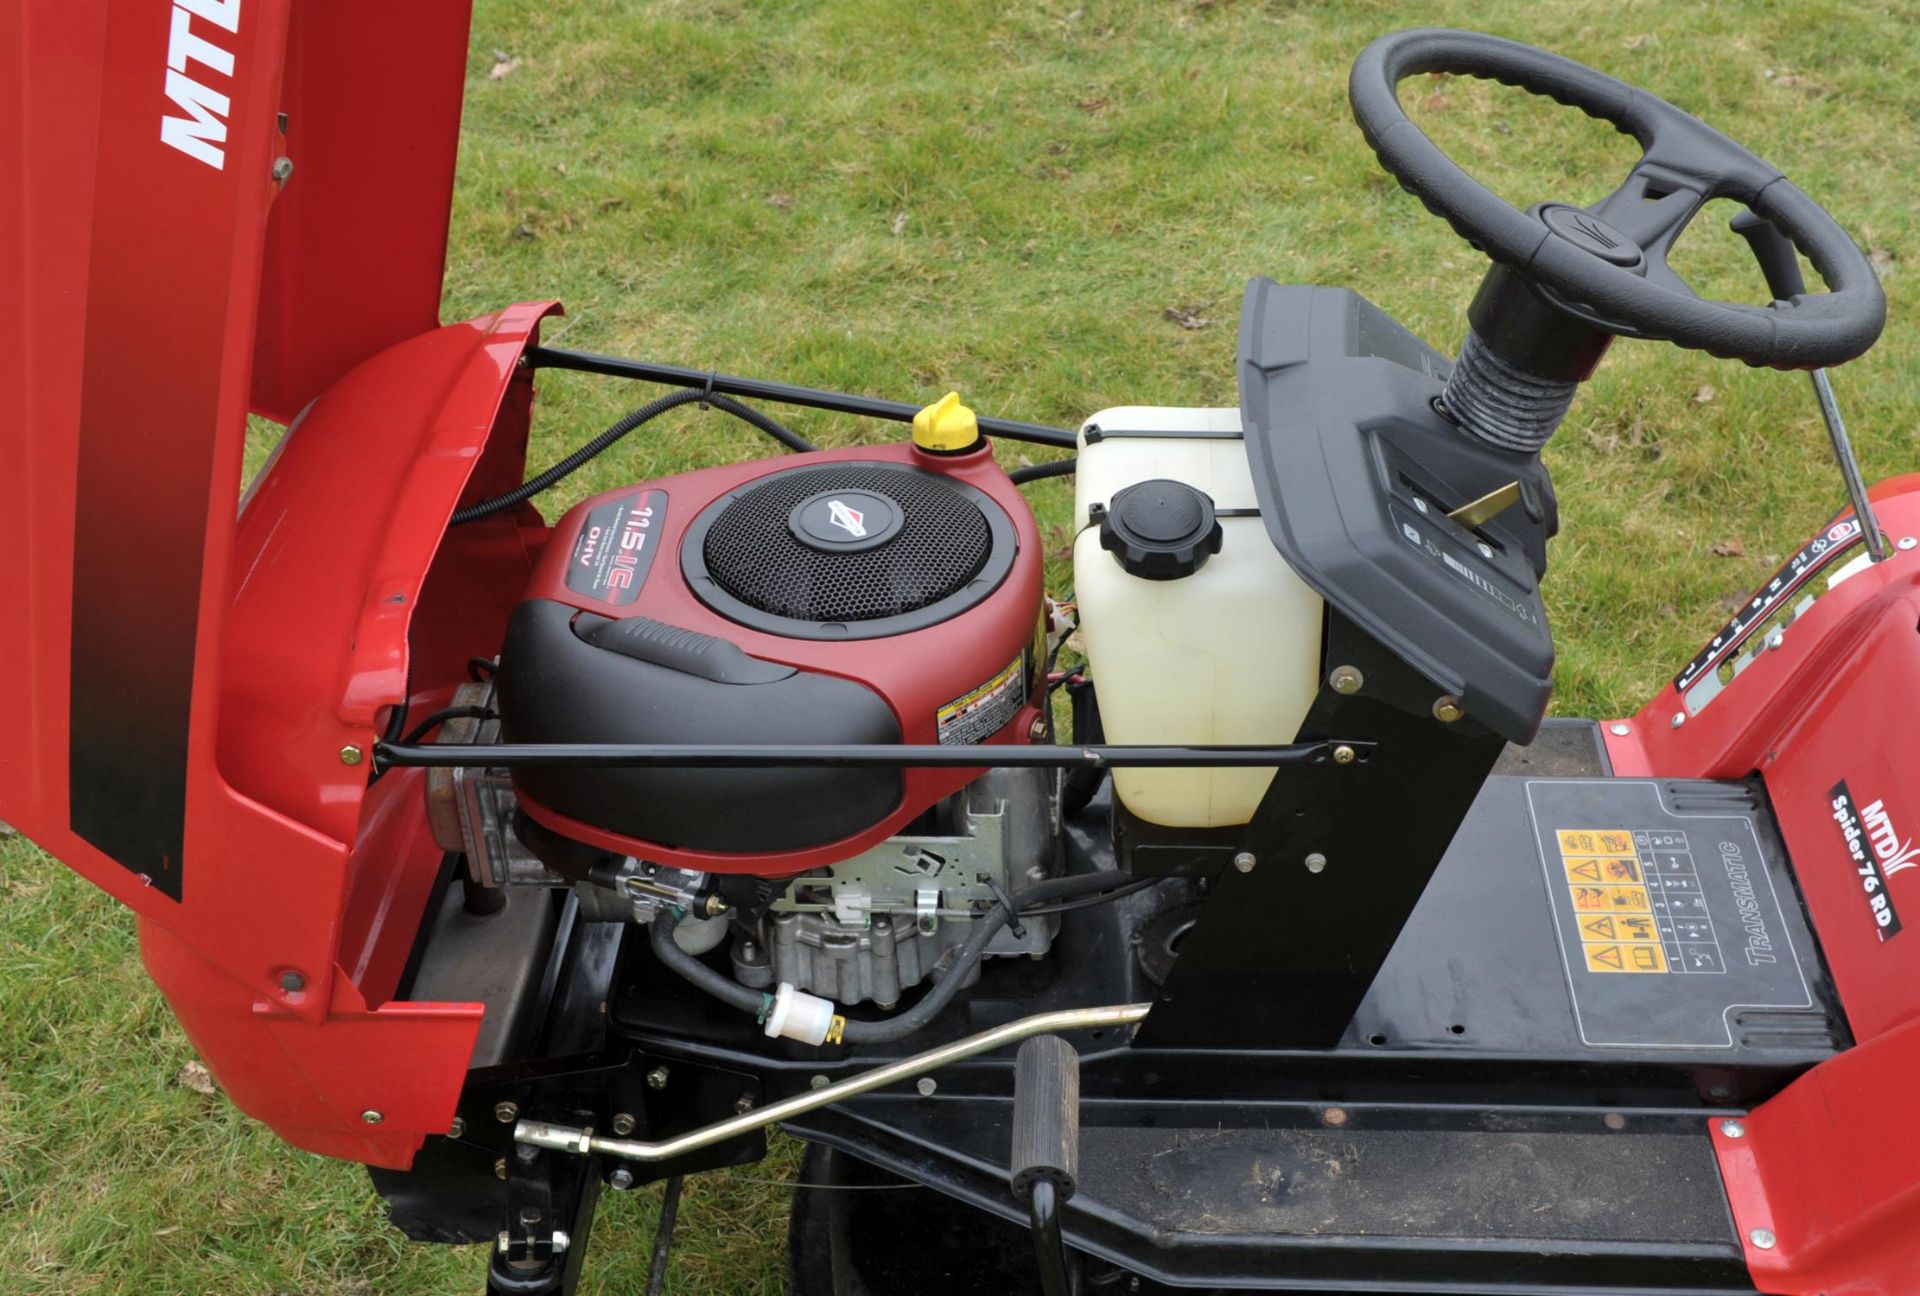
left=497, top=599, right=903, bottom=853
left=1238, top=279, right=1558, bottom=742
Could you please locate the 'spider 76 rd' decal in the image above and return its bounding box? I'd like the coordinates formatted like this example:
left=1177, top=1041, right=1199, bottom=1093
left=1830, top=780, right=1908, bottom=942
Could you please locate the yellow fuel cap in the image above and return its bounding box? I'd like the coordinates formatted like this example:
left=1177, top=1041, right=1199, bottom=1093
left=912, top=391, right=981, bottom=453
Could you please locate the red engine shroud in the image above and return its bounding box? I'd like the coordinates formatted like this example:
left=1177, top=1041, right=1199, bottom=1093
left=512, top=443, right=1047, bottom=874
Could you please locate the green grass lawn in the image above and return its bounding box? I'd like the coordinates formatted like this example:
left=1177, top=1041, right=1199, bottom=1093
left=6, top=0, right=1919, bottom=1290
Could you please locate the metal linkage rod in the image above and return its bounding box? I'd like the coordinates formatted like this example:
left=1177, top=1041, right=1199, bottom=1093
left=526, top=346, right=1077, bottom=449
left=374, top=739, right=1363, bottom=773
left=1810, top=369, right=1889, bottom=562
left=517, top=1003, right=1151, bottom=1165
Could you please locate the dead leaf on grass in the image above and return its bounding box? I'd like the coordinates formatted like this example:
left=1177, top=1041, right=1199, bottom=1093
left=1694, top=384, right=1717, bottom=404
left=1711, top=539, right=1746, bottom=558
left=1077, top=97, right=1108, bottom=114
left=890, top=210, right=910, bottom=236
left=766, top=192, right=795, bottom=209
left=178, top=1061, right=218, bottom=1096
left=1164, top=305, right=1211, bottom=330
left=489, top=51, right=521, bottom=81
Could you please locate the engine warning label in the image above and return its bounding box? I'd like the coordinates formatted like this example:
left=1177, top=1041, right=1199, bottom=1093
left=566, top=490, right=666, bottom=607
left=937, top=650, right=1028, bottom=746
left=1526, top=780, right=1815, bottom=1048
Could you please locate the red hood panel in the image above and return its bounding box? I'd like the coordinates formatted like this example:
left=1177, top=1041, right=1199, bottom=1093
left=250, top=1, right=473, bottom=422
left=0, top=0, right=470, bottom=892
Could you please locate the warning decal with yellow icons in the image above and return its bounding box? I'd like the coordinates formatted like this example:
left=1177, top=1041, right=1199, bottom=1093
left=1525, top=780, right=1817, bottom=1049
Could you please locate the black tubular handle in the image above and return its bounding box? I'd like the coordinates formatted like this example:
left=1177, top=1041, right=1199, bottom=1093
left=1349, top=28, right=1884, bottom=369
left=1010, top=1035, right=1081, bottom=1204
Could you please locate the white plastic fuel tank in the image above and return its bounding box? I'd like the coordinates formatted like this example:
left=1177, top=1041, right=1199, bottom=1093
left=1071, top=406, right=1324, bottom=828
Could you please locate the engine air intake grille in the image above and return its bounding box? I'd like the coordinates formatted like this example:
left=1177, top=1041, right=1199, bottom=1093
left=695, top=463, right=999, bottom=629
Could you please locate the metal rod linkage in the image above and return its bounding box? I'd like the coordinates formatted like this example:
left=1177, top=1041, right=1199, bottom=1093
left=374, top=739, right=1363, bottom=773
left=517, top=1002, right=1152, bottom=1165
left=528, top=346, right=1078, bottom=449
left=1810, top=369, right=1889, bottom=563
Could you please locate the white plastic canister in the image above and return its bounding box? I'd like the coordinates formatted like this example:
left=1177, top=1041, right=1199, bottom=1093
left=1071, top=407, right=1324, bottom=828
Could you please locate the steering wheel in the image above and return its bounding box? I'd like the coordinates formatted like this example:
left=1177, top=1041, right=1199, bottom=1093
left=1349, top=29, right=1885, bottom=370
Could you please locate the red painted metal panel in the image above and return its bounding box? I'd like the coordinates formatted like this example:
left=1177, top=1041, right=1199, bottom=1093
left=250, top=0, right=474, bottom=422
left=1606, top=480, right=1920, bottom=1292
left=0, top=0, right=549, bottom=1167
left=1712, top=1014, right=1920, bottom=1295
left=1604, top=479, right=1920, bottom=1042
left=0, top=0, right=291, bottom=909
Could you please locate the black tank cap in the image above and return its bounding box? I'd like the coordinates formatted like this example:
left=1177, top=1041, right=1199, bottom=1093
left=1098, top=479, right=1224, bottom=580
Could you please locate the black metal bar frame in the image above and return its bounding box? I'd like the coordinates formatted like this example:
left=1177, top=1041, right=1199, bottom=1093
left=373, top=739, right=1364, bottom=773
left=526, top=345, right=1078, bottom=449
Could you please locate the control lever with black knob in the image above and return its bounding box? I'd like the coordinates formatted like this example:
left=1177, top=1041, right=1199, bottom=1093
left=1729, top=209, right=1888, bottom=562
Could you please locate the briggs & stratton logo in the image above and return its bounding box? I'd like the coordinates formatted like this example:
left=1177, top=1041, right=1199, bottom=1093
left=827, top=499, right=867, bottom=538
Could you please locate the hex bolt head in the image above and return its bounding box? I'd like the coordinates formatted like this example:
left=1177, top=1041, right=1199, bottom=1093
left=448, top=1118, right=465, bottom=1139
left=270, top=156, right=294, bottom=182
left=916, top=1077, right=938, bottom=1097
left=1432, top=696, right=1464, bottom=723
left=608, top=1167, right=635, bottom=1191
left=1328, top=665, right=1364, bottom=695
left=1332, top=744, right=1357, bottom=765
left=810, top=1075, right=830, bottom=1090
left=1304, top=852, right=1328, bottom=874
left=1476, top=541, right=1494, bottom=560
left=646, top=1066, right=670, bottom=1090
left=494, top=1158, right=508, bottom=1181
left=1749, top=1228, right=1776, bottom=1250
left=1232, top=851, right=1257, bottom=874
left=1028, top=716, right=1049, bottom=741
left=1899, top=536, right=1916, bottom=551
left=550, top=1231, right=570, bottom=1255
left=610, top=1112, right=636, bottom=1137
left=339, top=744, right=364, bottom=766
left=361, top=1109, right=383, bottom=1125
left=1720, top=1120, right=1746, bottom=1139
left=1670, top=711, right=1687, bottom=729
left=734, top=1094, right=756, bottom=1115
left=1609, top=722, right=1631, bottom=736
left=279, top=970, right=305, bottom=993
left=494, top=1101, right=519, bottom=1124
left=497, top=1230, right=511, bottom=1253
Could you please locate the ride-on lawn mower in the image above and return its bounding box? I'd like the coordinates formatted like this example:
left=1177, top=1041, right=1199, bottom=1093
left=7, top=6, right=1918, bottom=1292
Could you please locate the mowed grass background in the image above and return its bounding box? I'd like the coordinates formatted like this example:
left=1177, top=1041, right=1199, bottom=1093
left=6, top=1, right=1920, bottom=1291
